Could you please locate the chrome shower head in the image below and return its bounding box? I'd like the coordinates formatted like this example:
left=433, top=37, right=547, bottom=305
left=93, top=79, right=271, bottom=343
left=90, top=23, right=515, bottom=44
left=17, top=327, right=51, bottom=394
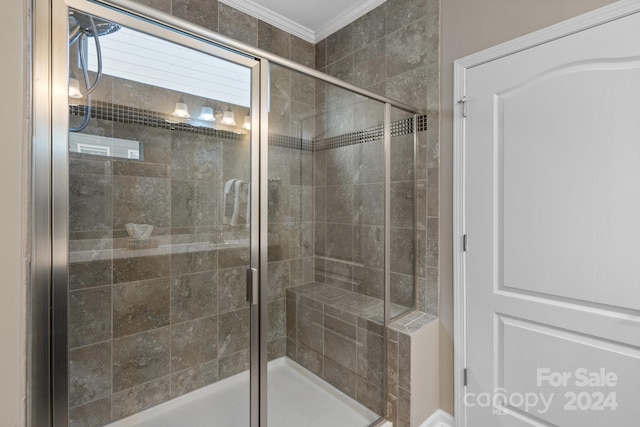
left=69, top=12, right=121, bottom=39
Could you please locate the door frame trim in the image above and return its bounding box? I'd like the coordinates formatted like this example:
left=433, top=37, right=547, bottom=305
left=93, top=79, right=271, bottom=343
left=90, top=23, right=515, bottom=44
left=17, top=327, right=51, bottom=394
left=452, top=1, right=640, bottom=425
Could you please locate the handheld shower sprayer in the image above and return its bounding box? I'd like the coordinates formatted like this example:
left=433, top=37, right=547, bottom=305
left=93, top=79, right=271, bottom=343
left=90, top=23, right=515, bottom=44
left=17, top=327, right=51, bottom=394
left=68, top=11, right=121, bottom=132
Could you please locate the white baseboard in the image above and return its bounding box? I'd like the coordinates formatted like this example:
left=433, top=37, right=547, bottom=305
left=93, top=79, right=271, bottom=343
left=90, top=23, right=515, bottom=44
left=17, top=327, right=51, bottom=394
left=420, top=409, right=454, bottom=427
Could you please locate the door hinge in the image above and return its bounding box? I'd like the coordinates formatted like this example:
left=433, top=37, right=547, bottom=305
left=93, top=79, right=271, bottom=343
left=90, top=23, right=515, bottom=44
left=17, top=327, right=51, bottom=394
left=464, top=368, right=468, bottom=386
left=459, top=96, right=468, bottom=118
left=463, top=234, right=468, bottom=252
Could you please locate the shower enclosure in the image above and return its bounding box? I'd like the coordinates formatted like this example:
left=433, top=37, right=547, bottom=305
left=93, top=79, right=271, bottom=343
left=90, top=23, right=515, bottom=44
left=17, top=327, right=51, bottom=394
left=32, top=0, right=421, bottom=426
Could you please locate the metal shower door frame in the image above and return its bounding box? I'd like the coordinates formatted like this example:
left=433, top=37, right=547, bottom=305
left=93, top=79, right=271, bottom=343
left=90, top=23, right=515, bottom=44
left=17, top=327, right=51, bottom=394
left=34, top=0, right=265, bottom=425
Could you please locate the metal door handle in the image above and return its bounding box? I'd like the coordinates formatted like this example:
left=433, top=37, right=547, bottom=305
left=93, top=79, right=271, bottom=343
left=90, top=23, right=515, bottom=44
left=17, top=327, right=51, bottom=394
left=246, top=268, right=258, bottom=305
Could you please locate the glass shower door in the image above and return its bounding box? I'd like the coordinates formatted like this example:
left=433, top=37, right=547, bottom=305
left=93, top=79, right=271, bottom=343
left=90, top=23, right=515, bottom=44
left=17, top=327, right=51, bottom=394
left=61, top=7, right=259, bottom=425
left=266, top=64, right=387, bottom=426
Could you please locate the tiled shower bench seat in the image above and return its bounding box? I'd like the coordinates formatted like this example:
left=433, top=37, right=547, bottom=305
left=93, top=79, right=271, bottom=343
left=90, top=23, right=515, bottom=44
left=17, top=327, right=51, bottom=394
left=285, top=282, right=437, bottom=422
left=287, top=282, right=412, bottom=329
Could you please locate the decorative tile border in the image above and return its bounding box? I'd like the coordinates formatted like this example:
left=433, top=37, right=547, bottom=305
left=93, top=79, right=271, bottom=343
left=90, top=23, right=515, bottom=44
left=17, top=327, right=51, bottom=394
left=70, top=101, right=245, bottom=140
left=313, top=125, right=384, bottom=151
left=415, top=113, right=428, bottom=133
left=268, top=133, right=314, bottom=151
left=313, top=114, right=426, bottom=152
left=70, top=102, right=426, bottom=151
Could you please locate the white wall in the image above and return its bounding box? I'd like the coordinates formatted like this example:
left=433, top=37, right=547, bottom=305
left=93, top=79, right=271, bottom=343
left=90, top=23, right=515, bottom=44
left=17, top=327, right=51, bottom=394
left=439, top=0, right=618, bottom=414
left=0, top=0, right=27, bottom=426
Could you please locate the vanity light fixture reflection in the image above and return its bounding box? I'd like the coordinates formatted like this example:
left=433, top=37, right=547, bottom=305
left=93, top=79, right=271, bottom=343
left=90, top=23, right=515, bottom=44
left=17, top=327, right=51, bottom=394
left=243, top=112, right=251, bottom=130
left=198, top=106, right=215, bottom=121
left=221, top=105, right=236, bottom=125
left=172, top=96, right=190, bottom=119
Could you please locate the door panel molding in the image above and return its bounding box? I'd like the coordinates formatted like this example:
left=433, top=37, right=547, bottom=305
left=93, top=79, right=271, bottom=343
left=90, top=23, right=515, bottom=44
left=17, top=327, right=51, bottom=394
left=453, top=1, right=640, bottom=426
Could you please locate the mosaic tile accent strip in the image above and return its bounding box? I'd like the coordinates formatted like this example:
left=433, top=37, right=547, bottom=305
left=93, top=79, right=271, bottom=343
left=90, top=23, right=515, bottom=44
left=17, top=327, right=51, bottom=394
left=70, top=102, right=426, bottom=150
left=70, top=101, right=245, bottom=140
left=314, top=125, right=384, bottom=151
left=415, top=114, right=428, bottom=133
left=391, top=117, right=414, bottom=138
left=314, top=115, right=427, bottom=152
left=268, top=133, right=314, bottom=151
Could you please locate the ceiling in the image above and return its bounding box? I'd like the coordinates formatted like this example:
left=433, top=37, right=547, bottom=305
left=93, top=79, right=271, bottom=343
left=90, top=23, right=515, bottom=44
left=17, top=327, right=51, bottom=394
left=219, top=0, right=386, bottom=43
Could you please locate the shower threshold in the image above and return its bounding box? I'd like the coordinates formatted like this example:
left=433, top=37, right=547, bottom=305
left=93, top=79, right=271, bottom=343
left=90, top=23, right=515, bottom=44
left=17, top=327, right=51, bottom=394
left=106, top=357, right=380, bottom=427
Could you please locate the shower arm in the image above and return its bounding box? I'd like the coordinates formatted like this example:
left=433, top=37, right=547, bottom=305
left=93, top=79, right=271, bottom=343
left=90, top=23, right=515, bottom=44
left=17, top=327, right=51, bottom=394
left=69, top=25, right=82, bottom=45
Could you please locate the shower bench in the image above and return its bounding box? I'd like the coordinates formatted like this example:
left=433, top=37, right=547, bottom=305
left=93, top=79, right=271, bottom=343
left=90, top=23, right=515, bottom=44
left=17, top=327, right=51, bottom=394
left=287, top=282, right=435, bottom=333
left=285, top=281, right=437, bottom=422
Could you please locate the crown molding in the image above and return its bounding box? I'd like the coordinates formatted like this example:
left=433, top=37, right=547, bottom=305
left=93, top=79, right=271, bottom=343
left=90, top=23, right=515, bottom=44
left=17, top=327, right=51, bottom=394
left=219, top=0, right=387, bottom=44
left=313, top=0, right=386, bottom=42
left=218, top=0, right=315, bottom=43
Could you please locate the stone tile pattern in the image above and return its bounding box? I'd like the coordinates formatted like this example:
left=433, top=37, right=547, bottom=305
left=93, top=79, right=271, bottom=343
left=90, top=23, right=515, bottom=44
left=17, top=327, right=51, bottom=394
left=68, top=123, right=253, bottom=423
left=312, top=112, right=420, bottom=315
left=285, top=281, right=435, bottom=423
left=286, top=283, right=387, bottom=415
left=315, top=0, right=440, bottom=319
left=266, top=60, right=316, bottom=366
left=68, top=1, right=315, bottom=424
left=68, top=0, right=439, bottom=426
left=313, top=1, right=440, bottom=425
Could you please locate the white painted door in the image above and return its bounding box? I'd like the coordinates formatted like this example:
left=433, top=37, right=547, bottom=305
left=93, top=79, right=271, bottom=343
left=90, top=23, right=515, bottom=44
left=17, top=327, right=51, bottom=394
left=464, top=8, right=640, bottom=427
